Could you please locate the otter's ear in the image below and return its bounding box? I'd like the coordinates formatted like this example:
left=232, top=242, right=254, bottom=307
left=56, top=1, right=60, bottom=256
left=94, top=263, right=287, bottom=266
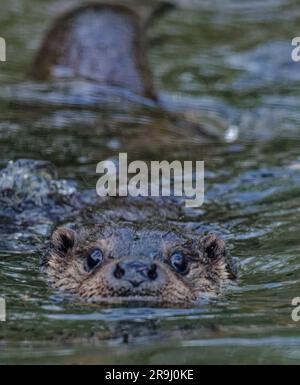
left=201, top=234, right=237, bottom=279
left=51, top=227, right=75, bottom=254
left=202, top=234, right=226, bottom=260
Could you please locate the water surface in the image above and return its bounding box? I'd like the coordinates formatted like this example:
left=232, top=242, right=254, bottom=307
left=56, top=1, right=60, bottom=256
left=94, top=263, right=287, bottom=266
left=0, top=0, right=299, bottom=364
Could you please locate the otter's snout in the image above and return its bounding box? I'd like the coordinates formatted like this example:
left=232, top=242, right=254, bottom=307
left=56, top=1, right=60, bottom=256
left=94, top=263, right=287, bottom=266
left=113, top=260, right=158, bottom=287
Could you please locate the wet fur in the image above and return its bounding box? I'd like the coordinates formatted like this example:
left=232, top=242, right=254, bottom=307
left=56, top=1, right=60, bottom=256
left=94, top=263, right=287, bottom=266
left=44, top=224, right=237, bottom=306
left=32, top=3, right=157, bottom=100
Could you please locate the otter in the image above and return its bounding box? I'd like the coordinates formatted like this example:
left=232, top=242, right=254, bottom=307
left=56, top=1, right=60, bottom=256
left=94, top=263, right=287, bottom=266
left=1, top=3, right=235, bottom=305
left=43, top=224, right=236, bottom=307
left=31, top=2, right=172, bottom=100
left=0, top=159, right=237, bottom=306
left=29, top=2, right=220, bottom=140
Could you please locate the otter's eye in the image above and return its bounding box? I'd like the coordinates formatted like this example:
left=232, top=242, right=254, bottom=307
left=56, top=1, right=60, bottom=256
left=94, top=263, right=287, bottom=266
left=170, top=252, right=188, bottom=274
left=86, top=249, right=103, bottom=271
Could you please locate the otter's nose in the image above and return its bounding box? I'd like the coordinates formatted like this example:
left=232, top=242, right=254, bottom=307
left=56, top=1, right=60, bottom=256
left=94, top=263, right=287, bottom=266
left=113, top=260, right=158, bottom=287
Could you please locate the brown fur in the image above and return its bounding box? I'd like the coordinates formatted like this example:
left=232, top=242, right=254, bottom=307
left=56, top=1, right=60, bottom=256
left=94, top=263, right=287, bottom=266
left=31, top=3, right=157, bottom=100
left=43, top=223, right=237, bottom=306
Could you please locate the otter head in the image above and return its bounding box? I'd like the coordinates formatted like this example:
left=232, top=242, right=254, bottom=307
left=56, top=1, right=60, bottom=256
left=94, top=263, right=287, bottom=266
left=44, top=223, right=237, bottom=307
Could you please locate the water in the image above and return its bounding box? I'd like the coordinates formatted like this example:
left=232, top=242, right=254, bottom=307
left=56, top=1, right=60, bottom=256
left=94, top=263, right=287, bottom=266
left=0, top=0, right=300, bottom=364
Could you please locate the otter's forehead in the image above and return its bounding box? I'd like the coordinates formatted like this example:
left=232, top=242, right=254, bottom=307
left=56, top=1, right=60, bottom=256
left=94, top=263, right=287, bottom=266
left=81, top=223, right=189, bottom=259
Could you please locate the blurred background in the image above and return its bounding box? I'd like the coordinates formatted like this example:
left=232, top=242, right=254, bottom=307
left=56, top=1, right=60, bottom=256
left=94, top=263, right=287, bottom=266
left=0, top=0, right=300, bottom=364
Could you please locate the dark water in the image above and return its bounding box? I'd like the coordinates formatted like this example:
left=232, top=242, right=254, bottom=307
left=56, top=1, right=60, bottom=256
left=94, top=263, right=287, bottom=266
left=0, top=0, right=300, bottom=364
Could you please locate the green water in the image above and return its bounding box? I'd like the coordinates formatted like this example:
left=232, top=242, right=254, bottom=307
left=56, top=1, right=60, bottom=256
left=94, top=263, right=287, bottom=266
left=0, top=0, right=300, bottom=364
